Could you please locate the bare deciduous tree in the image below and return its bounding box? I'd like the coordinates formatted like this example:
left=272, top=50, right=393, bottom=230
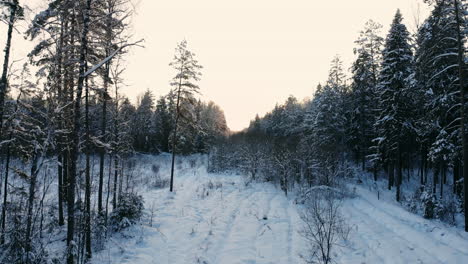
left=300, top=189, right=350, bottom=264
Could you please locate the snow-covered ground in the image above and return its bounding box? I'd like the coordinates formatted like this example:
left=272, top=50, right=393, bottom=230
left=92, top=156, right=468, bottom=264
left=340, top=185, right=468, bottom=263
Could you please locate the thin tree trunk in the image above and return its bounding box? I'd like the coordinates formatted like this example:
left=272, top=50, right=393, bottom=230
left=388, top=161, right=394, bottom=190
left=0, top=138, right=11, bottom=244
left=420, top=147, right=425, bottom=185
left=373, top=163, right=378, bottom=182
left=114, top=71, right=123, bottom=203
left=57, top=12, right=65, bottom=227
left=84, top=71, right=91, bottom=260
left=113, top=78, right=120, bottom=208
left=0, top=0, right=18, bottom=137
left=433, top=164, right=439, bottom=195
left=454, top=160, right=460, bottom=194
left=58, top=155, right=65, bottom=226
left=67, top=1, right=92, bottom=263
left=443, top=163, right=447, bottom=185
left=453, top=0, right=468, bottom=232
left=63, top=150, right=69, bottom=204
left=118, top=159, right=124, bottom=201
left=424, top=156, right=428, bottom=185
left=113, top=156, right=118, bottom=209
left=170, top=81, right=183, bottom=192
left=407, top=154, right=411, bottom=182
left=396, top=146, right=402, bottom=202
left=63, top=15, right=72, bottom=206
left=362, top=154, right=365, bottom=171
left=25, top=155, right=39, bottom=262
left=99, top=3, right=113, bottom=215
left=440, top=164, right=444, bottom=198
left=1, top=91, right=21, bottom=244
left=105, top=155, right=112, bottom=227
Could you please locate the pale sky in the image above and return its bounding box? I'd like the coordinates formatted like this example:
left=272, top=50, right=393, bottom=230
left=1, top=0, right=430, bottom=131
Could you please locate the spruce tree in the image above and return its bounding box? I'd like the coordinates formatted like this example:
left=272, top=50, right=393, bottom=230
left=349, top=20, right=384, bottom=169
left=374, top=10, right=414, bottom=201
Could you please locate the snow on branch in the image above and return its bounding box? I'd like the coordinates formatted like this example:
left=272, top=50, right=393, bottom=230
left=82, top=39, right=144, bottom=78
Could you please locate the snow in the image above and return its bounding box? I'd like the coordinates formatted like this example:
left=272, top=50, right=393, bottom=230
left=92, top=156, right=468, bottom=264
left=92, top=162, right=305, bottom=264
left=340, top=185, right=468, bottom=264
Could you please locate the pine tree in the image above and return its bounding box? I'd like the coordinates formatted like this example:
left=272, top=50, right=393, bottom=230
left=168, top=40, right=202, bottom=192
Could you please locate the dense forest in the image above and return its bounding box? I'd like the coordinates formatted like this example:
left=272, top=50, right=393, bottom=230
left=0, top=0, right=228, bottom=263
left=0, top=0, right=466, bottom=264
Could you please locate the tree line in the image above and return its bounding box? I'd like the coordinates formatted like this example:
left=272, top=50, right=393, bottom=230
left=210, top=0, right=468, bottom=230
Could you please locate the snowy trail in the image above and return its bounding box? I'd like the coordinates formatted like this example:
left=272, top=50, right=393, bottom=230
left=93, top=167, right=468, bottom=264
left=339, top=186, right=468, bottom=264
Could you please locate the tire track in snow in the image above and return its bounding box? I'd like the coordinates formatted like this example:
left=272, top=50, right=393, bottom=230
left=357, top=194, right=468, bottom=257
left=211, top=188, right=258, bottom=264
left=253, top=191, right=281, bottom=263
left=339, top=205, right=387, bottom=264
left=283, top=197, right=293, bottom=264
left=343, top=203, right=414, bottom=263
left=191, top=183, right=248, bottom=263
left=255, top=192, right=294, bottom=264
left=355, top=185, right=468, bottom=257
left=347, top=199, right=444, bottom=264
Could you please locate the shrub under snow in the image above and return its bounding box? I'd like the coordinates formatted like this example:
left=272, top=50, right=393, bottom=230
left=110, top=193, right=144, bottom=230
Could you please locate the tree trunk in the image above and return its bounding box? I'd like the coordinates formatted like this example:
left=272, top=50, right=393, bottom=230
left=113, top=157, right=118, bottom=209
left=63, top=150, right=69, bottom=204
left=373, top=163, right=378, bottom=182
left=0, top=0, right=18, bottom=137
left=440, top=164, right=444, bottom=198
left=433, top=164, right=439, bottom=195
left=0, top=138, right=11, bottom=245
left=453, top=0, right=468, bottom=232
left=67, top=1, right=91, bottom=263
left=84, top=72, right=92, bottom=260
left=58, top=155, right=65, bottom=226
left=98, top=150, right=105, bottom=215
left=170, top=80, right=183, bottom=192
left=118, top=159, right=124, bottom=202
left=407, top=154, right=411, bottom=182
left=25, top=155, right=39, bottom=262
left=443, top=163, right=447, bottom=185
left=1, top=92, right=20, bottom=244
left=105, top=156, right=112, bottom=226
left=454, top=160, right=460, bottom=194
left=396, top=147, right=402, bottom=202
left=57, top=12, right=65, bottom=227
left=114, top=70, right=122, bottom=204
left=388, top=161, right=394, bottom=190
left=99, top=3, right=113, bottom=215
left=420, top=147, right=425, bottom=185
left=424, top=156, right=428, bottom=185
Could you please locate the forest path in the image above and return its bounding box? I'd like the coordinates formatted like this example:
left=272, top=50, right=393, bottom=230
left=92, top=167, right=306, bottom=264
left=92, top=160, right=468, bottom=264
